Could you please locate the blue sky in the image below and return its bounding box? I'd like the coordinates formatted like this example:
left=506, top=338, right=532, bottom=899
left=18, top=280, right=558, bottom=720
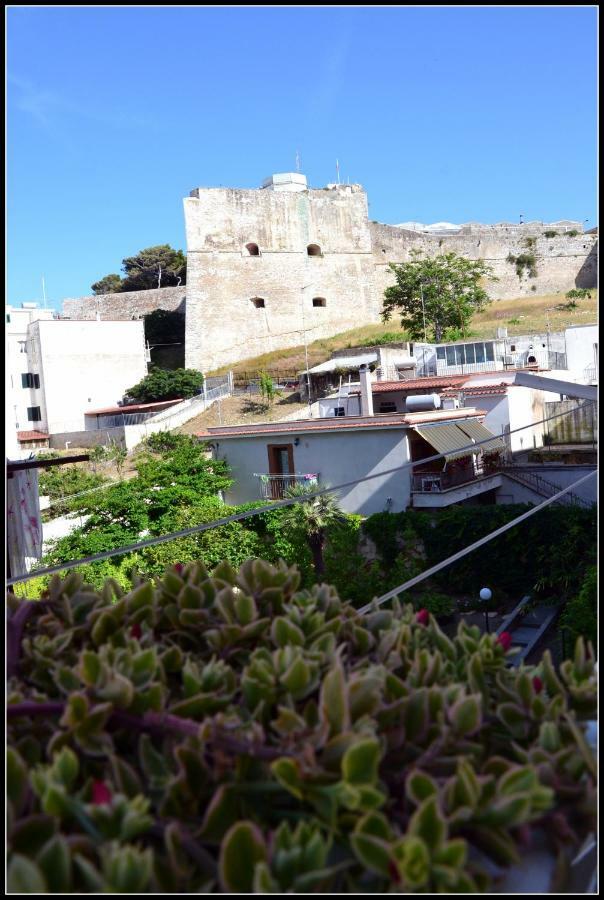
left=7, top=6, right=597, bottom=308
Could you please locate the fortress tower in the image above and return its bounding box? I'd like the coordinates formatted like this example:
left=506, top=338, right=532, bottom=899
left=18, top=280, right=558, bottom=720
left=184, top=174, right=379, bottom=373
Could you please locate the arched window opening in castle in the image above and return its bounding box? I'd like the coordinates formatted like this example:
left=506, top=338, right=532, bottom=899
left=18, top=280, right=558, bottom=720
left=312, top=297, right=326, bottom=308
left=245, top=243, right=260, bottom=256
left=307, top=244, right=322, bottom=257
left=251, top=297, right=265, bottom=309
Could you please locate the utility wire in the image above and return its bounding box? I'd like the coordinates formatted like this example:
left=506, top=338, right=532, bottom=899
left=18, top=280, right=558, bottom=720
left=8, top=401, right=595, bottom=586
left=358, top=471, right=597, bottom=615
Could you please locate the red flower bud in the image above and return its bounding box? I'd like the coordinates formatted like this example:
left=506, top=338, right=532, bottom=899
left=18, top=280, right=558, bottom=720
left=496, top=631, right=513, bottom=652
left=91, top=780, right=112, bottom=805
left=532, top=676, right=543, bottom=694
left=130, top=622, right=142, bottom=640
left=388, top=860, right=402, bottom=884
left=173, top=563, right=185, bottom=575
left=416, top=608, right=429, bottom=626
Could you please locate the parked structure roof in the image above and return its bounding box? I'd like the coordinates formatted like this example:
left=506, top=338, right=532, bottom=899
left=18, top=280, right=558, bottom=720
left=85, top=399, right=183, bottom=416
left=197, top=408, right=488, bottom=440
left=17, top=430, right=49, bottom=441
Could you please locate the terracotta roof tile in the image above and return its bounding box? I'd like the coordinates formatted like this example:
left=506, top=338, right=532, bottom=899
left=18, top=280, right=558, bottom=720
left=17, top=430, right=49, bottom=441
left=373, top=376, right=466, bottom=393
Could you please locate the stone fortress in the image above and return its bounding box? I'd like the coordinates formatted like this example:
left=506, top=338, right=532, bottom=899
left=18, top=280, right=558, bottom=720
left=63, top=172, right=597, bottom=373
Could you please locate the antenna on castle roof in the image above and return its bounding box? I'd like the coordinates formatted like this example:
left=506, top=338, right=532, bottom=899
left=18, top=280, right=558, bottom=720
left=295, top=150, right=301, bottom=173
left=336, top=159, right=340, bottom=184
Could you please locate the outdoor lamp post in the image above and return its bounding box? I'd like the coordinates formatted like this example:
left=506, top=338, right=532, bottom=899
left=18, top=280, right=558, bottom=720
left=479, top=587, right=492, bottom=633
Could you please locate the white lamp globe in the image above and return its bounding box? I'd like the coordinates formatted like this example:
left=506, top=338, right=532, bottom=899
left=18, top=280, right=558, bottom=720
left=479, top=588, right=492, bottom=602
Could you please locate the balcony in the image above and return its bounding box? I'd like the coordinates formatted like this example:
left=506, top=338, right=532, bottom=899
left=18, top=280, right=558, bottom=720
left=411, top=468, right=502, bottom=507
left=254, top=472, right=320, bottom=500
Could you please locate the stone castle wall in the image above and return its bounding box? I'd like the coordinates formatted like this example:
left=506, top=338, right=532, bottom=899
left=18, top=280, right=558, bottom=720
left=61, top=285, right=185, bottom=320
left=62, top=180, right=597, bottom=373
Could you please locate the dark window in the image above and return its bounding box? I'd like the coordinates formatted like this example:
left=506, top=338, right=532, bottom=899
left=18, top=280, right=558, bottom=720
left=436, top=347, right=446, bottom=360
left=6, top=314, right=10, bottom=323
left=333, top=407, right=345, bottom=417
left=379, top=401, right=397, bottom=413
left=21, top=373, right=40, bottom=389
left=312, top=297, right=326, bottom=307
left=307, top=244, right=322, bottom=257
left=475, top=343, right=486, bottom=363
left=27, top=406, right=42, bottom=422
left=251, top=297, right=265, bottom=308
left=245, top=243, right=260, bottom=256
left=485, top=342, right=495, bottom=362
left=510, top=344, right=516, bottom=352
left=446, top=346, right=456, bottom=366
left=465, top=343, right=476, bottom=364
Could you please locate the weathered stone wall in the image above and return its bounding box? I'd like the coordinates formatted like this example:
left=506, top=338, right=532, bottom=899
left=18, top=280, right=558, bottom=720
left=62, top=286, right=185, bottom=320
left=370, top=223, right=598, bottom=301
left=184, top=185, right=378, bottom=372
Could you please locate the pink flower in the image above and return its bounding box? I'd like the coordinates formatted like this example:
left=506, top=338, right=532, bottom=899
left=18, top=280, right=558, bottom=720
left=416, top=608, right=429, bottom=626
left=532, top=676, right=543, bottom=694
left=496, top=632, right=513, bottom=652
left=173, top=563, right=185, bottom=575
left=91, top=780, right=112, bottom=805
left=130, top=622, right=142, bottom=640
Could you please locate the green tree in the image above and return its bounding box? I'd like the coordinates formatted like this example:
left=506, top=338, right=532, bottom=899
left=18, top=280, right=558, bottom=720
left=382, top=251, right=495, bottom=342
left=143, top=309, right=185, bottom=346
left=121, top=245, right=186, bottom=292
left=279, top=485, right=346, bottom=579
left=91, top=273, right=124, bottom=295
left=107, top=440, right=128, bottom=480
left=258, top=371, right=282, bottom=407
left=125, top=368, right=204, bottom=403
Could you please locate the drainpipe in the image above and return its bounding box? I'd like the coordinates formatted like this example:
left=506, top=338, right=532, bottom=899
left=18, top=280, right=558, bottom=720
left=359, top=365, right=374, bottom=417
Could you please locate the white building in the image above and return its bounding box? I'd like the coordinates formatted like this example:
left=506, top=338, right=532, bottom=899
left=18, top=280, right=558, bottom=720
left=564, top=324, right=598, bottom=384
left=6, top=310, right=148, bottom=452
left=197, top=368, right=507, bottom=515
left=6, top=304, right=54, bottom=456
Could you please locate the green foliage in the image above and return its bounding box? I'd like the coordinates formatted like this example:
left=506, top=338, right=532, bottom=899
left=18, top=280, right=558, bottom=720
left=507, top=253, right=537, bottom=279
left=358, top=331, right=408, bottom=347
left=7, top=560, right=596, bottom=892
left=143, top=310, right=185, bottom=347
left=543, top=230, right=558, bottom=239
left=414, top=591, right=456, bottom=618
left=258, top=371, right=282, bottom=407
left=107, top=441, right=128, bottom=479
left=523, top=237, right=537, bottom=250
left=125, top=368, right=204, bottom=403
left=507, top=317, right=521, bottom=325
left=566, top=229, right=579, bottom=237
left=91, top=274, right=124, bottom=295
left=280, top=486, right=346, bottom=577
left=383, top=252, right=495, bottom=342
left=91, top=245, right=186, bottom=294
left=560, top=566, right=597, bottom=652
left=565, top=288, right=591, bottom=300
left=441, top=326, right=478, bottom=342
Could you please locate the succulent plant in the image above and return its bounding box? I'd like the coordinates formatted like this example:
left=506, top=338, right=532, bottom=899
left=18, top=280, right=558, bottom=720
left=7, top=559, right=596, bottom=892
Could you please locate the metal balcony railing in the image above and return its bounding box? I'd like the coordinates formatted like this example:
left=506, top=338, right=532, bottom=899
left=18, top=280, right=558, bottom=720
left=411, top=467, right=486, bottom=493
left=254, top=473, right=320, bottom=500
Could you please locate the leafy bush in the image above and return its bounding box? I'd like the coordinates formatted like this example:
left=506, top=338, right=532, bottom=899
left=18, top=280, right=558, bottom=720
left=7, top=561, right=596, bottom=892
left=413, top=591, right=456, bottom=618
left=125, top=368, right=204, bottom=403
left=507, top=253, right=537, bottom=279
left=565, top=288, right=591, bottom=300
left=566, top=229, right=579, bottom=237
left=543, top=231, right=558, bottom=239
left=560, top=566, right=597, bottom=651
left=359, top=332, right=408, bottom=347
left=523, top=237, right=537, bottom=250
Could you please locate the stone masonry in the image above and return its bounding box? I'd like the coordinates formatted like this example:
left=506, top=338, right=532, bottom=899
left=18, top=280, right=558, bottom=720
left=61, top=174, right=597, bottom=373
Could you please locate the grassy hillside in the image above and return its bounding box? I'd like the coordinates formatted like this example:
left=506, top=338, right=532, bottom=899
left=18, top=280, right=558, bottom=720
left=208, top=290, right=597, bottom=377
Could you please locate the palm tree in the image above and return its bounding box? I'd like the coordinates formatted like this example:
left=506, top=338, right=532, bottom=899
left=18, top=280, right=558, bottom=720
left=280, top=484, right=346, bottom=579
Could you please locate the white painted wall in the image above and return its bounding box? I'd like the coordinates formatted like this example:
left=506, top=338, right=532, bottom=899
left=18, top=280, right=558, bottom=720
left=564, top=325, right=598, bottom=380
left=5, top=305, right=54, bottom=452
left=27, top=320, right=148, bottom=434
left=213, top=427, right=412, bottom=515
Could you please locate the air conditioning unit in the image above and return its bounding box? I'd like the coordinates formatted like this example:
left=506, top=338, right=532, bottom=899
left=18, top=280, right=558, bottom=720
left=441, top=397, right=460, bottom=410
left=503, top=355, right=515, bottom=366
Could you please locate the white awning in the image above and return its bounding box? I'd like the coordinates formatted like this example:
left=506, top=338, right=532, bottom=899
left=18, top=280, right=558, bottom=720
left=305, top=353, right=378, bottom=375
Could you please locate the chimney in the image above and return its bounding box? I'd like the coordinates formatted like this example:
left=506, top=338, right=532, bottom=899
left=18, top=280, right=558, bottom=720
left=359, top=365, right=374, bottom=416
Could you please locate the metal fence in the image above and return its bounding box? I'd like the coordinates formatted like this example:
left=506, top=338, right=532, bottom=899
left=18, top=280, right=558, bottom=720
left=254, top=472, right=320, bottom=500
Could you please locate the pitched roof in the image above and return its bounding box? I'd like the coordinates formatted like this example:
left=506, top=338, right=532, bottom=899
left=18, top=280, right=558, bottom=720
left=17, top=430, right=49, bottom=441
left=196, top=408, right=487, bottom=440
left=373, top=376, right=467, bottom=393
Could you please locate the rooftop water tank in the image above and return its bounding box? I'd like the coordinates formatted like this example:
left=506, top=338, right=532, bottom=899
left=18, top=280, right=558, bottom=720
left=405, top=394, right=441, bottom=412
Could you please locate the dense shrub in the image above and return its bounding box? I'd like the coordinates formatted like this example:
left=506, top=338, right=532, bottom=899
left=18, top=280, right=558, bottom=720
left=125, top=368, right=204, bottom=403
left=560, top=566, right=597, bottom=651
left=7, top=561, right=596, bottom=892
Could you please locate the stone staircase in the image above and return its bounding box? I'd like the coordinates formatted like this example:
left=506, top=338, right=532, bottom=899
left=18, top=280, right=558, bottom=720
left=501, top=467, right=592, bottom=509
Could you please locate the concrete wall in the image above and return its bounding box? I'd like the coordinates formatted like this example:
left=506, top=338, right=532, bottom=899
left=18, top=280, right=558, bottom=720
left=497, top=467, right=597, bottom=505
left=564, top=324, right=598, bottom=378
left=6, top=305, right=54, bottom=445
left=29, top=320, right=148, bottom=434
left=545, top=400, right=597, bottom=444
left=61, top=286, right=185, bottom=320
left=49, top=427, right=126, bottom=450
left=214, top=426, right=412, bottom=515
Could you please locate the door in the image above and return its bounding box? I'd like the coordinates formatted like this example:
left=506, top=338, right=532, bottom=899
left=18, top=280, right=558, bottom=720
left=267, top=444, right=295, bottom=499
